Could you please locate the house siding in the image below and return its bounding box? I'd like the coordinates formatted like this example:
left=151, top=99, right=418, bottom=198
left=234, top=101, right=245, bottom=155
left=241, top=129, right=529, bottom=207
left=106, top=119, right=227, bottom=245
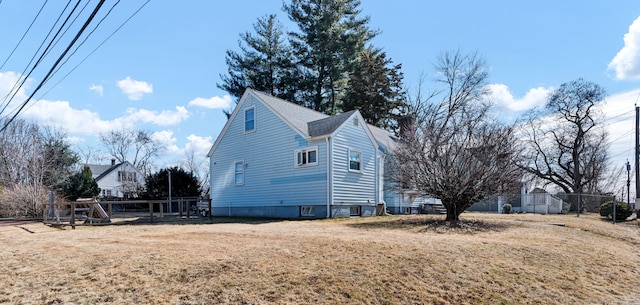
left=93, top=162, right=144, bottom=199
left=210, top=94, right=328, bottom=218
left=330, top=116, right=377, bottom=217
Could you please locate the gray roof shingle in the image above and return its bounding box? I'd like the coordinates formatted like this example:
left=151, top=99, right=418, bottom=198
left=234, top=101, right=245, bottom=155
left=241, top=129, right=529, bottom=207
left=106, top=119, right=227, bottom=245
left=248, top=88, right=397, bottom=151
left=308, top=110, right=357, bottom=137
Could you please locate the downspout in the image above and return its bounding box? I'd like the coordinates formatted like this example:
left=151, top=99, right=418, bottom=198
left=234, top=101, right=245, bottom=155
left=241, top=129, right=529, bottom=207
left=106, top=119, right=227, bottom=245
left=326, top=137, right=331, bottom=218
left=379, top=154, right=386, bottom=211
left=375, top=152, right=379, bottom=204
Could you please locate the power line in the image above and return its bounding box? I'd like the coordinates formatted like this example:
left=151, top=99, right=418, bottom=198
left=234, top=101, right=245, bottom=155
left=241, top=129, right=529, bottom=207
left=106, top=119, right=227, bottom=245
left=41, top=0, right=123, bottom=90
left=0, top=0, right=49, bottom=71
left=0, top=0, right=77, bottom=115
left=1, top=0, right=106, bottom=133
left=36, top=0, right=150, bottom=101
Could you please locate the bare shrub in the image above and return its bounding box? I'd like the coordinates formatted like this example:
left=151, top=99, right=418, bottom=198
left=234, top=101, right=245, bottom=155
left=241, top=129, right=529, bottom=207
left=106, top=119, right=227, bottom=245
left=0, top=185, right=48, bottom=218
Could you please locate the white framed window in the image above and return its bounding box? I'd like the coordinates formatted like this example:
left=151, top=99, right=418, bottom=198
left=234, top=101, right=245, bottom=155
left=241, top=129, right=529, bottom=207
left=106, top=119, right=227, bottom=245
left=118, top=171, right=137, bottom=182
left=245, top=107, right=255, bottom=133
left=349, top=205, right=361, bottom=216
left=234, top=161, right=244, bottom=185
left=301, top=206, right=314, bottom=217
left=353, top=117, right=359, bottom=126
left=403, top=207, right=411, bottom=214
left=295, top=146, right=318, bottom=167
left=348, top=149, right=362, bottom=172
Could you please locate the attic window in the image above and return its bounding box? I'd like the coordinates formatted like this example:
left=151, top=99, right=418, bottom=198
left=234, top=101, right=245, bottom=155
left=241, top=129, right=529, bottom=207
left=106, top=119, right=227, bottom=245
left=245, top=107, right=255, bottom=133
left=353, top=118, right=359, bottom=126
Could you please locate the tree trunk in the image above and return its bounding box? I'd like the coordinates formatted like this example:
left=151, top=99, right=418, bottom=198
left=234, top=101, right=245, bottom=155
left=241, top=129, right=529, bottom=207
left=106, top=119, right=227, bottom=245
left=444, top=204, right=461, bottom=224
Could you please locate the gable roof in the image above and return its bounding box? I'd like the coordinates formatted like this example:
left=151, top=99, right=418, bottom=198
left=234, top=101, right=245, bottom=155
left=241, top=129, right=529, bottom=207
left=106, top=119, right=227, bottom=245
left=86, top=164, right=112, bottom=179
left=250, top=89, right=329, bottom=136
left=84, top=161, right=137, bottom=182
left=207, top=88, right=397, bottom=156
left=368, top=125, right=398, bottom=153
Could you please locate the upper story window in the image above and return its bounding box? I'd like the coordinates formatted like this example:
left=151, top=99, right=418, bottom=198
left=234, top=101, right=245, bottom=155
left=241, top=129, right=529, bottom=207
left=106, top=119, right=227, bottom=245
left=245, top=107, right=255, bottom=133
left=296, top=147, right=318, bottom=167
left=348, top=149, right=362, bottom=172
left=235, top=161, right=244, bottom=185
left=118, top=171, right=137, bottom=182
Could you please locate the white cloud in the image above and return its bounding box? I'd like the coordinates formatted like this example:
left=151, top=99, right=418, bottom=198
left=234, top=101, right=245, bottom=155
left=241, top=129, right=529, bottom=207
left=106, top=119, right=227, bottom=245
left=20, top=100, right=190, bottom=136
left=185, top=134, right=213, bottom=159
left=600, top=89, right=638, bottom=161
left=116, top=76, right=153, bottom=100
left=608, top=16, right=640, bottom=80
left=0, top=71, right=28, bottom=102
left=151, top=130, right=181, bottom=154
left=486, top=83, right=550, bottom=112
left=89, top=84, right=104, bottom=96
left=122, top=106, right=190, bottom=126
left=22, top=99, right=130, bottom=135
left=188, top=95, right=232, bottom=109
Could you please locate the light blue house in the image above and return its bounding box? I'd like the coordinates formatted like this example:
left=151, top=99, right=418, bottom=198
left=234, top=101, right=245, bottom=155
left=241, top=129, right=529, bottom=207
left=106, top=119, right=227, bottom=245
left=207, top=89, right=398, bottom=218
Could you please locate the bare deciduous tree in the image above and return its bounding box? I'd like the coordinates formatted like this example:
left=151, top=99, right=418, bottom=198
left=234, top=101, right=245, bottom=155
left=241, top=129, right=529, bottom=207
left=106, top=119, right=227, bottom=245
left=518, top=78, right=609, bottom=196
left=392, top=51, right=522, bottom=223
left=99, top=128, right=163, bottom=177
left=179, top=149, right=210, bottom=197
left=0, top=119, right=77, bottom=217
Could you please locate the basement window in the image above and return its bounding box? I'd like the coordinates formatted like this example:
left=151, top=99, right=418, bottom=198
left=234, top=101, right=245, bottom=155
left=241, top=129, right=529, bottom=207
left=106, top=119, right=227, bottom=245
left=301, top=206, right=315, bottom=217
left=349, top=206, right=361, bottom=216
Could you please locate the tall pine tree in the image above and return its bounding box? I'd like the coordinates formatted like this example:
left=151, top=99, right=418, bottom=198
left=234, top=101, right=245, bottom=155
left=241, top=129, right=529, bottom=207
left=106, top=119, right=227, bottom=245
left=218, top=14, right=298, bottom=103
left=343, top=48, right=406, bottom=131
left=218, top=0, right=408, bottom=132
left=284, top=0, right=376, bottom=114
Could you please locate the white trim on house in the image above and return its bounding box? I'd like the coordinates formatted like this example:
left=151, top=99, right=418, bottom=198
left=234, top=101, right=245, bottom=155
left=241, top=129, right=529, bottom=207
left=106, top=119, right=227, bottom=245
left=234, top=160, right=244, bottom=186
left=244, top=106, right=256, bottom=133
left=295, top=146, right=319, bottom=168
left=348, top=148, right=362, bottom=173
left=208, top=91, right=251, bottom=157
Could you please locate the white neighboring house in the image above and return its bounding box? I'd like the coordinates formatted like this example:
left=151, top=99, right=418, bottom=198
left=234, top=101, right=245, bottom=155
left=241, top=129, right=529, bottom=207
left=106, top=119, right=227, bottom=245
left=86, top=159, right=145, bottom=199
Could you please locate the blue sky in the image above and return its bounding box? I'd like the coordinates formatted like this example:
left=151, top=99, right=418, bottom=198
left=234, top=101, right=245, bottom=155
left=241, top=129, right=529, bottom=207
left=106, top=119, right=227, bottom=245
left=1, top=0, right=640, bottom=191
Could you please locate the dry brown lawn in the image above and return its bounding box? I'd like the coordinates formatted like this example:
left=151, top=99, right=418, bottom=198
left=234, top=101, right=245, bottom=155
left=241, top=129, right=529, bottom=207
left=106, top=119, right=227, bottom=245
left=0, top=213, right=639, bottom=304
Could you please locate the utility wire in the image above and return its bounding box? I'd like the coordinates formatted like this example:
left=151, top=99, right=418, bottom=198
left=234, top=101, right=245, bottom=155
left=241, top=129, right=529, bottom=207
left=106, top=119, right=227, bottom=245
left=37, top=0, right=150, bottom=100
left=38, top=0, right=91, bottom=66
left=0, top=0, right=49, bottom=71
left=41, top=0, right=122, bottom=90
left=0, top=0, right=77, bottom=115
left=1, top=0, right=106, bottom=133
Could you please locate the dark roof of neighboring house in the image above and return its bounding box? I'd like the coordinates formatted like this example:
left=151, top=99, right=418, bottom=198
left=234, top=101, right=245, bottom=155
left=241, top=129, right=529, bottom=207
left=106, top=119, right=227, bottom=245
left=85, top=162, right=126, bottom=182
left=530, top=187, right=548, bottom=194
left=85, top=164, right=111, bottom=177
